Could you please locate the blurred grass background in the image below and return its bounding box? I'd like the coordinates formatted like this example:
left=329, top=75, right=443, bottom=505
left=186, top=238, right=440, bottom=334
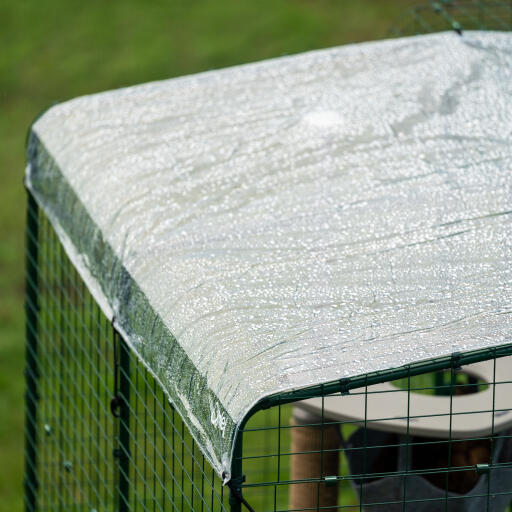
left=0, top=1, right=420, bottom=510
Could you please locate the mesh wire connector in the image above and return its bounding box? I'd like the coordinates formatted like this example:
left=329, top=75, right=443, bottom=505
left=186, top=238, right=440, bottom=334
left=475, top=463, right=491, bottom=475
left=324, top=475, right=338, bottom=488
left=451, top=351, right=462, bottom=370
left=339, top=378, right=351, bottom=395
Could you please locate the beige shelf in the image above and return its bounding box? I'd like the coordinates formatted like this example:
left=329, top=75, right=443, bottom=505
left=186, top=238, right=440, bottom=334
left=296, top=356, right=512, bottom=438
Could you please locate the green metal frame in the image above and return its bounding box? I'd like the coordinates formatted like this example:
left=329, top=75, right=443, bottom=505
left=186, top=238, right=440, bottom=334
left=242, top=346, right=512, bottom=414
left=24, top=193, right=40, bottom=512
left=24, top=3, right=512, bottom=511
left=232, top=348, right=512, bottom=510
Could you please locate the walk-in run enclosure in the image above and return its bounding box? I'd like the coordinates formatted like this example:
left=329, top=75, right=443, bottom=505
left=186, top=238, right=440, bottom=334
left=24, top=3, right=512, bottom=511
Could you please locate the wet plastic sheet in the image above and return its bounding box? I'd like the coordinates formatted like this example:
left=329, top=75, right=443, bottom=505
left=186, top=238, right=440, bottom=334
left=26, top=31, right=512, bottom=479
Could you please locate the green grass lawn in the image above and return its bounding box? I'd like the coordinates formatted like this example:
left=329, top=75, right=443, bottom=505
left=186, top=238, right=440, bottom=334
left=0, top=1, right=431, bottom=510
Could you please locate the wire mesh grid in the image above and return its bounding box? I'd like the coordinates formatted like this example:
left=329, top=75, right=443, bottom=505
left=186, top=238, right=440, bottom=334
left=390, top=1, right=512, bottom=37
left=236, top=360, right=512, bottom=511
left=24, top=196, right=229, bottom=512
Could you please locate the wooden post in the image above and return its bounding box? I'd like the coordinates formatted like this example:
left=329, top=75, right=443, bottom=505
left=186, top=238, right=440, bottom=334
left=289, top=406, right=340, bottom=511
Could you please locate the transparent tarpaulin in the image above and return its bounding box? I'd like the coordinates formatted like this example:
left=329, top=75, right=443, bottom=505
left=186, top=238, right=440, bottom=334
left=25, top=31, right=512, bottom=480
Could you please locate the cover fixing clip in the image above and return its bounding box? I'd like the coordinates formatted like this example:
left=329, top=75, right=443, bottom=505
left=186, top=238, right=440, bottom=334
left=339, top=378, right=350, bottom=395
left=451, top=352, right=462, bottom=371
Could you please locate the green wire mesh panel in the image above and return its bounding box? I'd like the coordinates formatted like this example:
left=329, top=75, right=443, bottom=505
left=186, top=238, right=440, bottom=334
left=118, top=336, right=229, bottom=512
left=390, top=1, right=512, bottom=37
left=237, top=360, right=512, bottom=511
left=24, top=195, right=117, bottom=511
left=24, top=197, right=229, bottom=512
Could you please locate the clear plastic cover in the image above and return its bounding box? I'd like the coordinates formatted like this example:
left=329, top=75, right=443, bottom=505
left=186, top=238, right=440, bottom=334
left=26, top=31, right=512, bottom=479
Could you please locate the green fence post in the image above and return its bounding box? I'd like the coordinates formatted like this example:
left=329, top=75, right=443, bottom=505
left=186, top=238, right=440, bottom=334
left=117, top=332, right=131, bottom=512
left=24, top=193, right=39, bottom=512
left=229, top=432, right=243, bottom=512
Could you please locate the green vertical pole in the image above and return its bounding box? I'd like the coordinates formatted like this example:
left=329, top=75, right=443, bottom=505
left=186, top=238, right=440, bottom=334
left=229, top=430, right=243, bottom=512
left=434, top=371, right=445, bottom=395
left=24, top=193, right=39, bottom=512
left=118, top=333, right=131, bottom=512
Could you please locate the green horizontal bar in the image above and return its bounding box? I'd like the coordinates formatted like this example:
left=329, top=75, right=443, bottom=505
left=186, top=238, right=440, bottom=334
left=242, top=460, right=512, bottom=489
left=255, top=344, right=512, bottom=411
